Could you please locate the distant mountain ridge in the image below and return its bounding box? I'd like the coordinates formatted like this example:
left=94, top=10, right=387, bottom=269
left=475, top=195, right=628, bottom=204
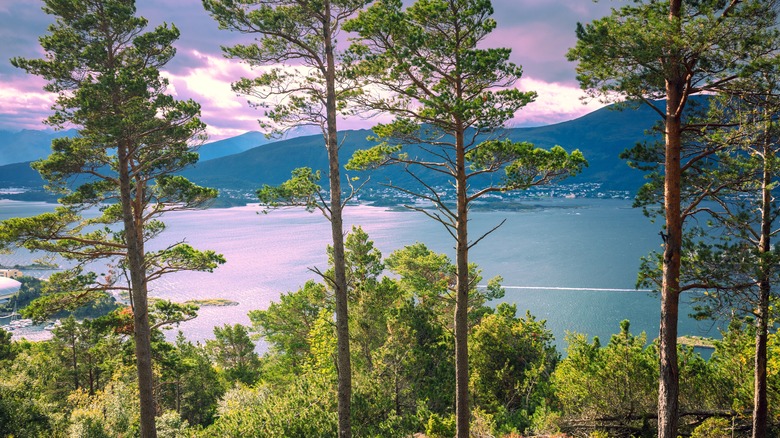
left=196, top=131, right=271, bottom=162
left=0, top=102, right=664, bottom=202
left=0, top=129, right=78, bottom=166
left=179, top=102, right=662, bottom=195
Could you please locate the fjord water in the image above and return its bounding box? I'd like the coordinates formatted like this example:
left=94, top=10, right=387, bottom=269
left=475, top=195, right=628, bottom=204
left=0, top=199, right=720, bottom=352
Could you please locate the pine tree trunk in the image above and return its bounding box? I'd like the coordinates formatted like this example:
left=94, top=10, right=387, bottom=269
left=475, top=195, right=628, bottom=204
left=659, top=75, right=683, bottom=438
left=753, top=286, right=769, bottom=438
left=454, top=127, right=470, bottom=438
left=118, top=143, right=157, bottom=438
left=129, top=238, right=156, bottom=438
left=323, top=2, right=351, bottom=436
left=753, top=142, right=772, bottom=438
left=71, top=336, right=79, bottom=391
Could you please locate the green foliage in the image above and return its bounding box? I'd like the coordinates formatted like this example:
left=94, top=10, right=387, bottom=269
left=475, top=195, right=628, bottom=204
left=306, top=308, right=339, bottom=377
left=0, top=327, right=12, bottom=362
left=162, top=333, right=224, bottom=427
left=340, top=227, right=402, bottom=373
left=567, top=0, right=779, bottom=103
left=708, top=319, right=761, bottom=417
left=207, top=374, right=338, bottom=437
left=249, top=280, right=328, bottom=375
left=470, top=140, right=587, bottom=191
left=0, top=378, right=54, bottom=437
left=690, top=417, right=731, bottom=438
left=385, top=242, right=503, bottom=328
left=345, top=144, right=402, bottom=172
left=527, top=402, right=562, bottom=437
left=351, top=371, right=409, bottom=438
left=0, top=276, right=44, bottom=313
left=425, top=412, right=456, bottom=438
left=206, top=324, right=261, bottom=386
left=553, top=321, right=657, bottom=433
left=156, top=410, right=192, bottom=438
left=67, top=368, right=141, bottom=438
left=257, top=167, right=323, bottom=213
left=150, top=299, right=201, bottom=331
left=470, top=304, right=559, bottom=433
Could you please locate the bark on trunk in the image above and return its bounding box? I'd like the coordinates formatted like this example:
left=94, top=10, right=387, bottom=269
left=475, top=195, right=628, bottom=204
left=71, top=338, right=79, bottom=391
left=752, top=141, right=772, bottom=438
left=454, top=127, right=470, bottom=438
left=118, top=142, right=157, bottom=438
left=323, top=2, right=351, bottom=436
left=658, top=4, right=683, bottom=437
left=753, top=287, right=769, bottom=438
left=659, top=74, right=683, bottom=438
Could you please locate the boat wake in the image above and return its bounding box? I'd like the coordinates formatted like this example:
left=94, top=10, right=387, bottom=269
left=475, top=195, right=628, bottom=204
left=479, top=285, right=654, bottom=292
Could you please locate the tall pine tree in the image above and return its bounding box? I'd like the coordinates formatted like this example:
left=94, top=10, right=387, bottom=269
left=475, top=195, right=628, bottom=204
left=2, top=1, right=224, bottom=436
left=202, top=1, right=370, bottom=436
left=345, top=1, right=585, bottom=435
left=568, top=1, right=779, bottom=435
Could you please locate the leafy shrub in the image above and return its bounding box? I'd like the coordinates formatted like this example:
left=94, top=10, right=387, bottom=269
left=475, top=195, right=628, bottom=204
left=690, top=417, right=731, bottom=438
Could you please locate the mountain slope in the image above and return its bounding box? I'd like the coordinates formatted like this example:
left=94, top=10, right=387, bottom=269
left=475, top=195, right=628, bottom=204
left=0, top=161, right=45, bottom=187
left=196, top=131, right=271, bottom=162
left=180, top=129, right=376, bottom=190
left=0, top=102, right=663, bottom=201
left=181, top=103, right=661, bottom=194
left=0, top=129, right=78, bottom=166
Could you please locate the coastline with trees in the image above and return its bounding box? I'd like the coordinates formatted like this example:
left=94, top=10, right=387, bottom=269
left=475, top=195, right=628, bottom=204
left=1, top=0, right=779, bottom=437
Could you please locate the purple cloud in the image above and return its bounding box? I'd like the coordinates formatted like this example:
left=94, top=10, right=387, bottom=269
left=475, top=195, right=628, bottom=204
left=0, top=0, right=613, bottom=139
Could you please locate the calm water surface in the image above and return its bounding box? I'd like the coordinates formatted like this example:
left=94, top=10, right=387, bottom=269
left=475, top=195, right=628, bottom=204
left=0, top=198, right=721, bottom=352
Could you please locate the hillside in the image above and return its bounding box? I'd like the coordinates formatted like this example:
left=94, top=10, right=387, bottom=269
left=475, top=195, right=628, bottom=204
left=0, top=102, right=662, bottom=203
left=196, top=131, right=272, bottom=161
left=0, top=129, right=78, bottom=166
left=180, top=102, right=661, bottom=196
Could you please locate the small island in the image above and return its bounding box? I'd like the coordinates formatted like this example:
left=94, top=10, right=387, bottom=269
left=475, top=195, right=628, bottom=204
left=184, top=299, right=239, bottom=307
left=678, top=335, right=716, bottom=349
left=0, top=262, right=60, bottom=270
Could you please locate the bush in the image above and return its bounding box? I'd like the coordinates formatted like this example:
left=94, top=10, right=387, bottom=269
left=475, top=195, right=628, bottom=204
left=690, top=417, right=731, bottom=438
left=425, top=412, right=455, bottom=438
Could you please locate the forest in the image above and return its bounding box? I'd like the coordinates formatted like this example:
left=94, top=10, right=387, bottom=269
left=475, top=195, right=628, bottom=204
left=1, top=0, right=780, bottom=438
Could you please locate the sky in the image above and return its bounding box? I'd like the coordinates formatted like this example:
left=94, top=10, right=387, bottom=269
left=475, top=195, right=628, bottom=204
left=0, top=0, right=617, bottom=141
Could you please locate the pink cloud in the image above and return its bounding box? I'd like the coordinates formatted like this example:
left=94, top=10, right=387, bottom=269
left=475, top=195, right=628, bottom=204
left=508, top=77, right=606, bottom=127
left=0, top=76, right=55, bottom=130
left=1, top=0, right=614, bottom=141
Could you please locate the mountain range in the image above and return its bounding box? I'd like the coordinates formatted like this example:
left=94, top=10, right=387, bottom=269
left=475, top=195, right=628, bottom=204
left=0, top=129, right=79, bottom=166
left=0, top=102, right=663, bottom=203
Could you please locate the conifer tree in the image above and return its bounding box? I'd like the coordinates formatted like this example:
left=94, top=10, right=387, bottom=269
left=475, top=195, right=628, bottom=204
left=672, top=73, right=780, bottom=437
left=202, top=1, right=369, bottom=436
left=345, top=1, right=585, bottom=435
left=2, top=1, right=223, bottom=436
left=568, top=1, right=779, bottom=435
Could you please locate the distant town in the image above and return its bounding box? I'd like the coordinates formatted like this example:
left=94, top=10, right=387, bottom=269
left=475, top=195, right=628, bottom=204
left=216, top=181, right=633, bottom=207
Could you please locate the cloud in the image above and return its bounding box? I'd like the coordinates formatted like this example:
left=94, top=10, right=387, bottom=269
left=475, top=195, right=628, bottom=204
left=508, top=77, right=606, bottom=127
left=0, top=0, right=616, bottom=138
left=0, top=76, right=55, bottom=131
left=159, top=50, right=258, bottom=140
left=485, top=0, right=615, bottom=85
left=0, top=3, right=52, bottom=76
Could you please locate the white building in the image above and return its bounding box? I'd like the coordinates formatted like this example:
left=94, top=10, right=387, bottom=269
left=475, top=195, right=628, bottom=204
left=0, top=277, right=21, bottom=305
